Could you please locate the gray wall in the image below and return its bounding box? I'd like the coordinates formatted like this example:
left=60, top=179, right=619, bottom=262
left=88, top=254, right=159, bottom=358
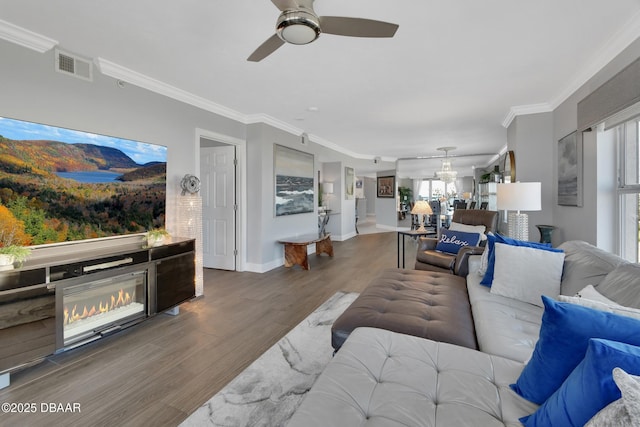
left=506, top=112, right=555, bottom=241
left=0, top=38, right=362, bottom=273
left=322, top=161, right=343, bottom=237
left=245, top=123, right=321, bottom=271
left=364, top=177, right=377, bottom=216
left=0, top=38, right=245, bottom=237
left=507, top=38, right=640, bottom=247
left=5, top=32, right=640, bottom=267
left=550, top=38, right=640, bottom=247
left=320, top=162, right=357, bottom=240
left=376, top=170, right=398, bottom=229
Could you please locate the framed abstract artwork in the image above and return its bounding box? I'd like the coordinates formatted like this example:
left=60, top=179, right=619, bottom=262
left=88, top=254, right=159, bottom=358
left=274, top=144, right=314, bottom=216
left=557, top=131, right=582, bottom=206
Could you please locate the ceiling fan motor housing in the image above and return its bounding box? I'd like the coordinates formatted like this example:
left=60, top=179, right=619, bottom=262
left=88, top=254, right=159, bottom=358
left=276, top=10, right=321, bottom=45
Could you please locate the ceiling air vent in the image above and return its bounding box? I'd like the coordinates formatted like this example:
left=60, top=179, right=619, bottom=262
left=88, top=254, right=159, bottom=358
left=55, top=49, right=93, bottom=82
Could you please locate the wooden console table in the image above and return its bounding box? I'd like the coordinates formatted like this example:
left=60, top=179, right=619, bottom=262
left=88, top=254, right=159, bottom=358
left=278, top=233, right=334, bottom=270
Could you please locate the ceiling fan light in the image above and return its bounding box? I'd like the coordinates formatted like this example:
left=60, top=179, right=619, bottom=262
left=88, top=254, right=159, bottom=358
left=277, top=10, right=321, bottom=45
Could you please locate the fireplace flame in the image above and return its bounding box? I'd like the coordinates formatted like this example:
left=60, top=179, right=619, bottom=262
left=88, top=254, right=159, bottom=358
left=64, top=289, right=134, bottom=326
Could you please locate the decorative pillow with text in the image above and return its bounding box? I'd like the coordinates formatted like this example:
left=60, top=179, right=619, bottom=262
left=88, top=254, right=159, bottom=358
left=435, top=229, right=482, bottom=255
left=449, top=222, right=487, bottom=241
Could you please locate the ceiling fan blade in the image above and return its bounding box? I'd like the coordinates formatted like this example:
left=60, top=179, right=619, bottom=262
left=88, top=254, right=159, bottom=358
left=247, top=34, right=285, bottom=62
left=319, top=16, right=398, bottom=38
left=271, top=0, right=299, bottom=11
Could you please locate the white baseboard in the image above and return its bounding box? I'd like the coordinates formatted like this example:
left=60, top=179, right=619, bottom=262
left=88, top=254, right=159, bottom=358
left=245, top=258, right=283, bottom=273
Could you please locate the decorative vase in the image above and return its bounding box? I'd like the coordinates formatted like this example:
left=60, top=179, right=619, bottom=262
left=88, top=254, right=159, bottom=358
left=536, top=225, right=556, bottom=244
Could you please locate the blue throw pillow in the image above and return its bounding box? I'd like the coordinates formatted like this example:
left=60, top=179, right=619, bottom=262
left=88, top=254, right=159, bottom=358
left=521, top=338, right=640, bottom=427
left=512, top=296, right=640, bottom=405
left=479, top=234, right=561, bottom=286
left=435, top=229, right=481, bottom=254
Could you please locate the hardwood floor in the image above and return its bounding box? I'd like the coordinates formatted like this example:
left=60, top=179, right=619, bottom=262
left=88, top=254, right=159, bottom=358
left=0, top=231, right=417, bottom=426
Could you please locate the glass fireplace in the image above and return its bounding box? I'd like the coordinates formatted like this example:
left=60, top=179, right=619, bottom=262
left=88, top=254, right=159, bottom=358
left=60, top=270, right=147, bottom=347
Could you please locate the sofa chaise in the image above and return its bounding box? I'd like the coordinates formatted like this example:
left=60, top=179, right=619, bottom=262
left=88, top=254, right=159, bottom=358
left=287, top=240, right=640, bottom=426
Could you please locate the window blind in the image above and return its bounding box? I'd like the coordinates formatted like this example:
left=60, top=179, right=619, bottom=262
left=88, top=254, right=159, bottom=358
left=577, top=55, right=640, bottom=131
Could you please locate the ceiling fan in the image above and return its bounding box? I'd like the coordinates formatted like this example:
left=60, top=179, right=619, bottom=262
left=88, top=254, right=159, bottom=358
left=247, top=0, right=399, bottom=62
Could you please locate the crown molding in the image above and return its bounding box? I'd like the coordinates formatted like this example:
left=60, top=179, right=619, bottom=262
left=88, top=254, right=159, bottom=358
left=245, top=113, right=302, bottom=136
left=95, top=57, right=247, bottom=124
left=550, top=9, right=640, bottom=111
left=0, top=19, right=57, bottom=53
left=307, top=133, right=397, bottom=162
left=244, top=114, right=379, bottom=159
left=96, top=58, right=388, bottom=162
left=502, top=11, right=640, bottom=128
left=502, top=103, right=553, bottom=128
left=308, top=133, right=366, bottom=160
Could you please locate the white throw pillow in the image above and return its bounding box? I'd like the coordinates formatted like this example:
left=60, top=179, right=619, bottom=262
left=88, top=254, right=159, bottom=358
left=558, top=286, right=640, bottom=321
left=575, top=284, right=619, bottom=305
left=490, top=243, right=565, bottom=307
left=449, top=222, right=487, bottom=241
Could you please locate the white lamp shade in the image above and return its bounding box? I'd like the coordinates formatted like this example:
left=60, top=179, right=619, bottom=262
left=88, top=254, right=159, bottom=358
left=322, top=182, right=334, bottom=194
left=497, top=182, right=541, bottom=211
left=410, top=200, right=433, bottom=215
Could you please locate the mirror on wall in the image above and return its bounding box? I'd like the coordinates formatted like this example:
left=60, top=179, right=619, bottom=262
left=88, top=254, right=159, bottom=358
left=502, top=150, right=516, bottom=183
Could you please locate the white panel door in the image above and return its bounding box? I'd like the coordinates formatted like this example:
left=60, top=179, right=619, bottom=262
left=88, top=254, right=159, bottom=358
left=201, top=145, right=236, bottom=270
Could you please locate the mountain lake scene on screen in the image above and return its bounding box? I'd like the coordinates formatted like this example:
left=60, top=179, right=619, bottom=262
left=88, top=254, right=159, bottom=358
left=0, top=116, right=167, bottom=246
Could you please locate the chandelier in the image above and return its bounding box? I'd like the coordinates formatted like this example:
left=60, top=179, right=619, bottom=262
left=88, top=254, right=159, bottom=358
left=435, top=146, right=458, bottom=183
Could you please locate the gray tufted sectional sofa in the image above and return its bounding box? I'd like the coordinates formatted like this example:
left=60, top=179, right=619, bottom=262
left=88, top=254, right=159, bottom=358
left=287, top=241, right=638, bottom=426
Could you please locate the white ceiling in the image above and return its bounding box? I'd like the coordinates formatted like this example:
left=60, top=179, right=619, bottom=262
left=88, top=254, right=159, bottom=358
left=1, top=0, right=640, bottom=178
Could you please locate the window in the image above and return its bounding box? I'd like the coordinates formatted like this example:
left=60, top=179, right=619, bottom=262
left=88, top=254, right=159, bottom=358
left=418, top=179, right=457, bottom=201
left=616, top=117, right=640, bottom=262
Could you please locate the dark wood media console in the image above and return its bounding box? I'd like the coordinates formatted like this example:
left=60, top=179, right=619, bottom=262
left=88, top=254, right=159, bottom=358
left=0, top=236, right=196, bottom=381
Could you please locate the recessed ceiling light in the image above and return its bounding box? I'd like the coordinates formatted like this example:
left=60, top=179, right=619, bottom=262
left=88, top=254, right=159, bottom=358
left=307, top=106, right=319, bottom=112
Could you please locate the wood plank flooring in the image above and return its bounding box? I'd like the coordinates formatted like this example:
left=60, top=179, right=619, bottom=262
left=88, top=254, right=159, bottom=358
left=0, top=231, right=418, bottom=426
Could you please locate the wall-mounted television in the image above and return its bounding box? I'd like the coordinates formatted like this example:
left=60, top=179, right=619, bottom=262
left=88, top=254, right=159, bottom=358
left=0, top=116, right=167, bottom=247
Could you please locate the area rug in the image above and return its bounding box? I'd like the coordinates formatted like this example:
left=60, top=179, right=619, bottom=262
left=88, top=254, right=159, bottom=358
left=180, top=291, right=359, bottom=427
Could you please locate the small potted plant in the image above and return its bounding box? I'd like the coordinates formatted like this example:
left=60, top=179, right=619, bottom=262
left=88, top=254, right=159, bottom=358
left=146, top=228, right=170, bottom=247
left=0, top=245, right=31, bottom=270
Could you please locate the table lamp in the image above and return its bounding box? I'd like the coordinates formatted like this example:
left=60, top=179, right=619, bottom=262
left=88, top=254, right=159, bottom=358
left=410, top=200, right=433, bottom=232
left=497, top=182, right=541, bottom=241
